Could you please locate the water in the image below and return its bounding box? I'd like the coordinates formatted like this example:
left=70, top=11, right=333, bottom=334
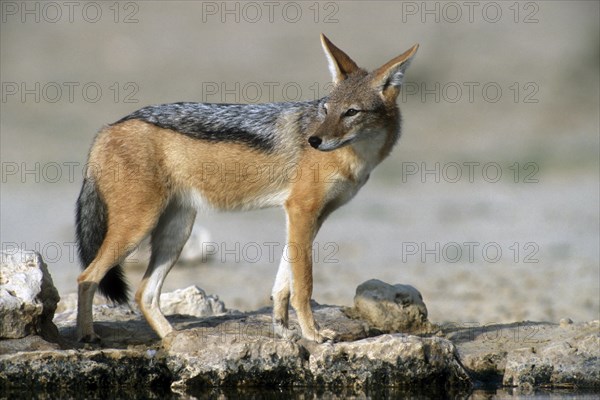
left=3, top=386, right=599, bottom=399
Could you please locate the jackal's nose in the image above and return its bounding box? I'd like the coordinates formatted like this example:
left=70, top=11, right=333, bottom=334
left=308, top=136, right=322, bottom=149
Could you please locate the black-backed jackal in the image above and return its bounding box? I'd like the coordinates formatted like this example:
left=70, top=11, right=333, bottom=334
left=76, top=34, right=418, bottom=343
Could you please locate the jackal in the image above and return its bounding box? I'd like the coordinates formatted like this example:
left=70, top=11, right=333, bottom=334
left=76, top=34, right=418, bottom=343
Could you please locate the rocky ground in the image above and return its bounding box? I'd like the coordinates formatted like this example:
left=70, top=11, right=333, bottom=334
left=1, top=250, right=598, bottom=398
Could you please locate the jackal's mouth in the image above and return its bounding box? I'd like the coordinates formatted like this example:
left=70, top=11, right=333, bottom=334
left=309, top=135, right=357, bottom=152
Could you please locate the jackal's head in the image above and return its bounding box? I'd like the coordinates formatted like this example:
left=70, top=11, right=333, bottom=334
left=308, top=34, right=418, bottom=152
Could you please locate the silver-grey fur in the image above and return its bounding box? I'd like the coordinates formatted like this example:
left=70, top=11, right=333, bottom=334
left=114, top=100, right=326, bottom=152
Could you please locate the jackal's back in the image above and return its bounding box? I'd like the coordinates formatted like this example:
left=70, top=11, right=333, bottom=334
left=114, top=100, right=322, bottom=153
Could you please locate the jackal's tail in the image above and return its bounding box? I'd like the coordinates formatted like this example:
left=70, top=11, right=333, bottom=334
left=75, top=176, right=129, bottom=303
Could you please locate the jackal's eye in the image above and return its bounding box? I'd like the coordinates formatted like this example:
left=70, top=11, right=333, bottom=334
left=322, top=104, right=328, bottom=115
left=344, top=108, right=359, bottom=117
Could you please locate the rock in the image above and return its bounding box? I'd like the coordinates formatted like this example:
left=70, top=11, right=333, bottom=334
left=160, top=285, right=225, bottom=317
left=312, top=303, right=370, bottom=342
left=0, top=335, right=60, bottom=354
left=54, top=285, right=226, bottom=344
left=163, top=329, right=309, bottom=389
left=309, top=334, right=471, bottom=389
left=54, top=303, right=161, bottom=346
left=162, top=310, right=469, bottom=391
left=2, top=273, right=598, bottom=395
left=0, top=250, right=60, bottom=340
left=14, top=298, right=467, bottom=394
left=502, top=321, right=600, bottom=389
left=560, top=317, right=574, bottom=327
left=57, top=285, right=225, bottom=317
left=349, top=279, right=434, bottom=334
left=448, top=320, right=600, bottom=389
left=0, top=348, right=172, bottom=397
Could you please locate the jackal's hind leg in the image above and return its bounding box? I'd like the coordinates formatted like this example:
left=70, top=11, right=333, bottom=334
left=77, top=227, right=151, bottom=343
left=77, top=281, right=101, bottom=343
left=135, top=199, right=196, bottom=338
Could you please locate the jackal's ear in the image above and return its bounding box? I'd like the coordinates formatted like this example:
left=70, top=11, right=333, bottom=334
left=372, top=44, right=419, bottom=99
left=320, top=34, right=360, bottom=84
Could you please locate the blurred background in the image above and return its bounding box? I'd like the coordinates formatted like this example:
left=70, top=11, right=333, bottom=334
left=1, top=1, right=598, bottom=325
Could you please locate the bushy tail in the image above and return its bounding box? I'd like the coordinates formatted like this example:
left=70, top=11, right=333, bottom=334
left=76, top=176, right=129, bottom=303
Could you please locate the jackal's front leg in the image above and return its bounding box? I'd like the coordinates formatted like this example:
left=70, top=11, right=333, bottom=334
left=276, top=205, right=335, bottom=343
left=271, top=256, right=301, bottom=340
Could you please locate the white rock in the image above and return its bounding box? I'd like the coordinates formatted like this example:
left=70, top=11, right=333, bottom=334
left=0, top=250, right=60, bottom=339
left=160, top=285, right=225, bottom=317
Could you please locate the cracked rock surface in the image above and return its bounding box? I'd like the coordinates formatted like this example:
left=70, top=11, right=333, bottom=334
left=1, top=252, right=598, bottom=397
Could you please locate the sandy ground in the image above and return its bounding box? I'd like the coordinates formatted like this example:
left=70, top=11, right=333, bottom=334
left=1, top=2, right=598, bottom=328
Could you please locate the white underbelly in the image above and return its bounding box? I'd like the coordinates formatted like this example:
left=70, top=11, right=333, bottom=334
left=177, top=188, right=289, bottom=212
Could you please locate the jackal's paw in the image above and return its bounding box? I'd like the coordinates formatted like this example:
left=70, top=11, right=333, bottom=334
left=273, top=323, right=301, bottom=341
left=313, top=328, right=338, bottom=343
left=77, top=332, right=102, bottom=344
left=302, top=327, right=337, bottom=343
